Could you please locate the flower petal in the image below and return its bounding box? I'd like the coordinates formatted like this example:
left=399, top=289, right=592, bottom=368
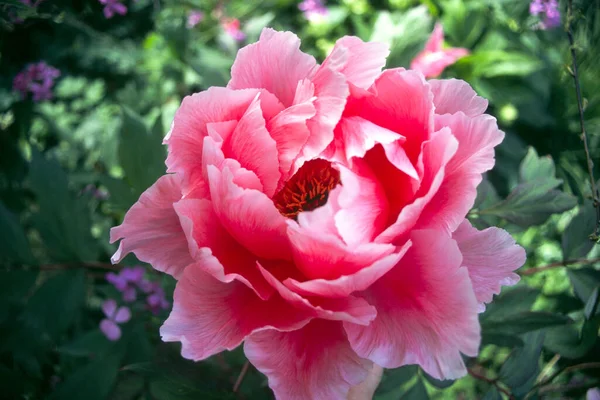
left=244, top=320, right=372, bottom=400
left=322, top=36, right=390, bottom=89
left=160, top=263, right=313, bottom=361
left=453, top=219, right=525, bottom=311
left=416, top=113, right=504, bottom=233
left=429, top=78, right=488, bottom=117
left=100, top=319, right=121, bottom=341
left=110, top=174, right=192, bottom=279
left=425, top=23, right=444, bottom=53
left=102, top=299, right=117, bottom=318
left=207, top=165, right=292, bottom=260
left=228, top=28, right=317, bottom=107
left=344, top=230, right=480, bottom=380
left=114, top=306, right=132, bottom=324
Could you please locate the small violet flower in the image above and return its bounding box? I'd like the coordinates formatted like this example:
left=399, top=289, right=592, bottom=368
left=529, top=0, right=561, bottom=29
left=13, top=62, right=60, bottom=102
left=298, top=0, right=328, bottom=21
left=410, top=23, right=469, bottom=79
left=99, top=0, right=127, bottom=19
left=187, top=10, right=204, bottom=29
left=588, top=388, right=600, bottom=400
left=222, top=18, right=246, bottom=41
left=100, top=299, right=131, bottom=341
left=105, top=266, right=170, bottom=313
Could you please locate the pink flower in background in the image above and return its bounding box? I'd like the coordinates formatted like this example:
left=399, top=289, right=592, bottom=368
left=13, top=62, right=60, bottom=102
left=298, top=0, right=328, bottom=21
left=530, top=0, right=561, bottom=29
left=99, top=0, right=127, bottom=19
left=111, top=28, right=525, bottom=399
left=410, top=23, right=469, bottom=78
left=221, top=18, right=246, bottom=41
left=187, top=10, right=204, bottom=29
left=99, top=299, right=131, bottom=341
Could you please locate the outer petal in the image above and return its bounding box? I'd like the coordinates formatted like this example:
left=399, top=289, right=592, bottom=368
left=207, top=165, right=292, bottom=260
left=244, top=320, right=371, bottom=400
left=453, top=219, right=525, bottom=311
left=110, top=174, right=192, bottom=279
left=114, top=306, right=132, bottom=323
left=416, top=113, right=504, bottom=233
left=322, top=36, right=390, bottom=90
left=102, top=299, right=117, bottom=318
left=284, top=241, right=412, bottom=299
left=228, top=28, right=317, bottom=107
left=160, top=263, right=313, bottom=361
left=344, top=230, right=480, bottom=380
left=100, top=319, right=121, bottom=341
left=425, top=23, right=444, bottom=52
left=429, top=79, right=488, bottom=117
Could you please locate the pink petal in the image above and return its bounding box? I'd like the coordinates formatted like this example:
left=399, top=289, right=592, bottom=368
left=110, top=174, right=192, bottom=279
left=334, top=161, right=389, bottom=246
left=344, top=230, right=480, bottom=380
left=113, top=3, right=127, bottom=16
left=114, top=306, right=132, bottom=323
left=221, top=95, right=281, bottom=197
left=102, top=299, right=117, bottom=318
left=425, top=23, right=445, bottom=53
left=100, top=319, right=121, bottom=341
left=160, top=263, right=313, bottom=360
left=165, top=87, right=282, bottom=194
left=258, top=264, right=377, bottom=326
left=376, top=127, right=458, bottom=244
left=410, top=50, right=467, bottom=79
left=173, top=198, right=275, bottom=300
left=353, top=69, right=434, bottom=165
left=287, top=222, right=396, bottom=280
left=416, top=113, right=504, bottom=233
left=207, top=165, right=292, bottom=260
left=453, top=220, right=525, bottom=311
left=321, top=36, right=390, bottom=90
left=244, top=320, right=372, bottom=400
left=429, top=79, right=488, bottom=117
left=284, top=240, right=411, bottom=298
left=228, top=28, right=317, bottom=107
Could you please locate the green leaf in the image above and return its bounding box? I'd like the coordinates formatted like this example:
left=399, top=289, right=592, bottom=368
left=118, top=108, right=166, bottom=196
left=47, top=345, right=123, bottom=400
left=544, top=318, right=599, bottom=359
left=562, top=202, right=597, bottom=259
left=568, top=267, right=600, bottom=303
left=468, top=51, right=543, bottom=78
left=584, top=287, right=600, bottom=319
left=482, top=387, right=503, bottom=400
left=28, top=150, right=98, bottom=262
left=519, top=147, right=559, bottom=185
left=25, top=270, right=86, bottom=340
left=482, top=312, right=572, bottom=336
left=481, top=286, right=540, bottom=322
left=481, top=333, right=525, bottom=348
left=422, top=370, right=454, bottom=389
left=400, top=379, right=429, bottom=400
left=57, top=330, right=112, bottom=357
left=376, top=365, right=418, bottom=394
left=499, top=331, right=545, bottom=398
left=0, top=202, right=33, bottom=264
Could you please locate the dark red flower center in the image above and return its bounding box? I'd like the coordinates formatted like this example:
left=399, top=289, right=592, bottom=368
left=273, top=159, right=340, bottom=219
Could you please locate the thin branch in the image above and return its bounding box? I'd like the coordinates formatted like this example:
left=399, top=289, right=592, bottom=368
left=566, top=0, right=600, bottom=241
left=541, top=362, right=600, bottom=388
left=520, top=256, right=600, bottom=276
left=233, top=361, right=250, bottom=393
left=468, top=367, right=515, bottom=400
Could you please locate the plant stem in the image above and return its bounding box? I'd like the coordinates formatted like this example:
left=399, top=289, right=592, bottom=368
left=566, top=0, right=600, bottom=240
left=520, top=256, right=600, bottom=276
left=233, top=361, right=250, bottom=393
left=468, top=367, right=515, bottom=400
left=38, top=262, right=120, bottom=271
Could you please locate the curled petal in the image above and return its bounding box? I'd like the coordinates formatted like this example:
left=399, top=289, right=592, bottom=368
left=453, top=220, right=525, bottom=311
left=110, top=174, right=192, bottom=279
left=429, top=78, right=488, bottom=117
left=244, top=320, right=372, bottom=400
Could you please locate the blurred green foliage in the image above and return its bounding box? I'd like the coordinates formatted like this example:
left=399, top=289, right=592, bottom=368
left=1, top=0, right=599, bottom=399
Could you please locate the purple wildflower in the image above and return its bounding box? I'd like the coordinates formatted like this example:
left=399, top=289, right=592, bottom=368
left=588, top=388, right=600, bottom=400
left=187, top=10, right=204, bottom=29
left=298, top=0, right=328, bottom=21
left=529, top=0, right=561, bottom=29
left=99, top=299, right=131, bottom=341
left=99, top=0, right=127, bottom=19
left=106, top=266, right=145, bottom=302
left=146, top=283, right=170, bottom=314
left=13, top=62, right=60, bottom=102
left=222, top=18, right=246, bottom=41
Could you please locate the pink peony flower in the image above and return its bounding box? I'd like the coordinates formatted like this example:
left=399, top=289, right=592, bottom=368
left=410, top=23, right=469, bottom=79
left=111, top=28, right=525, bottom=399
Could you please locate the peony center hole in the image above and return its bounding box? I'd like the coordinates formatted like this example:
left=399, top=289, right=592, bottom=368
left=273, top=159, right=340, bottom=219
